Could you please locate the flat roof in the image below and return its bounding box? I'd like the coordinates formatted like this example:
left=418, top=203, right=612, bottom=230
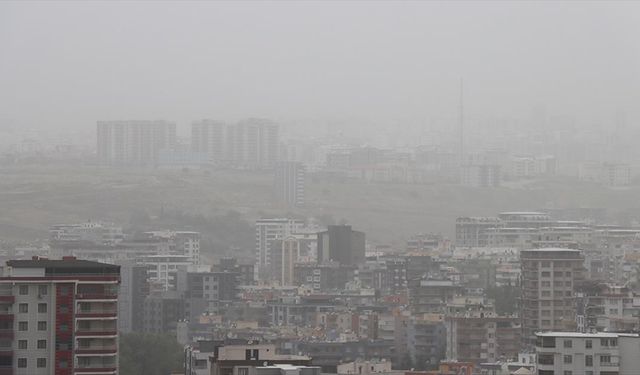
left=7, top=259, right=118, bottom=270
left=521, top=247, right=581, bottom=252
left=536, top=332, right=638, bottom=338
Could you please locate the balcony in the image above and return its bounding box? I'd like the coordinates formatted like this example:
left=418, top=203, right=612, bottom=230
left=75, top=347, right=117, bottom=355
left=75, top=331, right=117, bottom=337
left=0, top=297, right=14, bottom=304
left=75, top=294, right=117, bottom=301
left=0, top=315, right=12, bottom=322
left=0, top=368, right=12, bottom=375
left=0, top=331, right=13, bottom=340
left=75, top=312, right=117, bottom=319
left=74, top=367, right=117, bottom=374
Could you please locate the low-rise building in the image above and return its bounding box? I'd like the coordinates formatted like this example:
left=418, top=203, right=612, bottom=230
left=535, top=331, right=639, bottom=375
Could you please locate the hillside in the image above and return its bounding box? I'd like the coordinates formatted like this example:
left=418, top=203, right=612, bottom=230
left=1, top=165, right=639, bottom=254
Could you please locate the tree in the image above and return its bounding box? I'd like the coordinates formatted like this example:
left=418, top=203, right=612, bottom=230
left=119, top=333, right=183, bottom=375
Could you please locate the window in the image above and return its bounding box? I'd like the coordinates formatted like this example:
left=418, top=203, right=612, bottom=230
left=38, top=285, right=48, bottom=296
left=37, top=358, right=46, bottom=368
left=586, top=340, right=592, bottom=349
left=601, top=355, right=611, bottom=364
left=563, top=372, right=572, bottom=375
left=18, top=322, right=28, bottom=331
left=18, top=304, right=28, bottom=313
left=59, top=286, right=70, bottom=296
left=586, top=355, right=593, bottom=367
left=610, top=338, right=618, bottom=347
left=601, top=338, right=609, bottom=347
left=541, top=271, right=551, bottom=277
left=564, top=339, right=573, bottom=348
left=37, top=340, right=46, bottom=349
left=17, top=358, right=26, bottom=368
left=38, top=304, right=47, bottom=313
left=37, top=321, right=47, bottom=331
left=18, top=340, right=27, bottom=349
left=564, top=355, right=572, bottom=364
left=238, top=368, right=248, bottom=375
left=19, top=285, right=28, bottom=295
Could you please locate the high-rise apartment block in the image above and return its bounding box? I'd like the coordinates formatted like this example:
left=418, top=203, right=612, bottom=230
left=191, top=120, right=227, bottom=162
left=275, top=161, right=306, bottom=207
left=97, top=120, right=176, bottom=166
left=520, top=248, right=584, bottom=346
left=191, top=118, right=279, bottom=168
left=0, top=257, right=120, bottom=375
left=317, top=225, right=365, bottom=266
left=255, top=219, right=304, bottom=281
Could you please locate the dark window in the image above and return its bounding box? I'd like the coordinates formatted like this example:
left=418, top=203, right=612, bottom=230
left=18, top=304, right=28, bottom=313
left=19, top=286, right=28, bottom=295
left=37, top=321, right=47, bottom=331
left=38, top=285, right=48, bottom=296
left=18, top=322, right=28, bottom=331
left=38, top=304, right=47, bottom=313
left=17, top=358, right=26, bottom=368
left=37, top=340, right=46, bottom=349
left=18, top=340, right=27, bottom=349
left=37, top=358, right=46, bottom=368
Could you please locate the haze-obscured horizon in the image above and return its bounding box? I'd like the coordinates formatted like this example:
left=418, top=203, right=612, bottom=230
left=1, top=1, right=639, bottom=144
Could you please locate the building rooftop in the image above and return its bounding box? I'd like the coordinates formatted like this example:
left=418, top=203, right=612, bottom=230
left=536, top=331, right=639, bottom=338
left=7, top=258, right=118, bottom=270
left=6, top=258, right=119, bottom=276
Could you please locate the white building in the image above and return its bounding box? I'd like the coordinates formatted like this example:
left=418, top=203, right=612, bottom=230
left=536, top=331, right=640, bottom=375
left=139, top=254, right=192, bottom=292
left=255, top=219, right=304, bottom=281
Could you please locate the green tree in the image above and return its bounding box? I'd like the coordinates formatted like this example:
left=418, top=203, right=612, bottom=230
left=119, top=333, right=183, bottom=375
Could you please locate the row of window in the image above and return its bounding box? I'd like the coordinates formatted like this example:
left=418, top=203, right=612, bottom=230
left=563, top=338, right=618, bottom=348
left=17, top=358, right=47, bottom=368
left=18, top=321, right=51, bottom=331
left=18, top=285, right=48, bottom=296
left=17, top=339, right=47, bottom=349
left=18, top=303, right=47, bottom=313
left=540, top=271, right=572, bottom=277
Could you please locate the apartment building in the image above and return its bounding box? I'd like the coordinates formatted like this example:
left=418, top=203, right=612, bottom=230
left=255, top=219, right=304, bottom=281
left=445, top=314, right=521, bottom=364
left=191, top=119, right=227, bottom=162
left=274, top=161, right=306, bottom=207
left=0, top=257, right=120, bottom=375
left=455, top=217, right=502, bottom=247
left=520, top=248, right=585, bottom=346
left=536, top=331, right=639, bottom=375
left=96, top=120, right=176, bottom=166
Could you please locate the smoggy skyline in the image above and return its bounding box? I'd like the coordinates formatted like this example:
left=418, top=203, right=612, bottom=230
left=1, top=1, right=639, bottom=136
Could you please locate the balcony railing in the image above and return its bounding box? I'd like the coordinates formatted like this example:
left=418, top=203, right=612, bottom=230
left=75, top=331, right=117, bottom=337
left=75, top=347, right=117, bottom=355
left=74, top=367, right=117, bottom=373
left=75, top=294, right=117, bottom=300
left=76, top=312, right=117, bottom=319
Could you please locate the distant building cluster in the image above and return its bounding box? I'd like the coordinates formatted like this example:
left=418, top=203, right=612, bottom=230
left=4, top=204, right=640, bottom=375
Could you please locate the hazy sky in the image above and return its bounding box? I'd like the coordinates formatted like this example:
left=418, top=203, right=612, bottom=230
left=1, top=1, right=639, bottom=135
